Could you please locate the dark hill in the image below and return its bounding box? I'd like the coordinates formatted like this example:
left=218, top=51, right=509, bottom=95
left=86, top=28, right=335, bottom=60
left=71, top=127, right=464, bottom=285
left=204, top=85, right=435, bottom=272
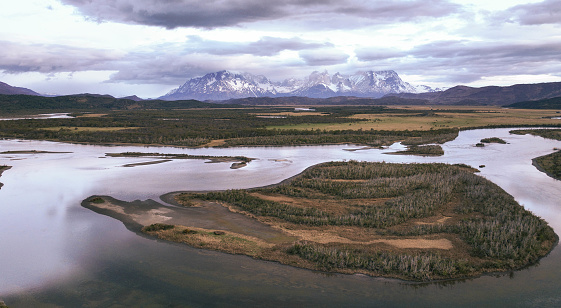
left=0, top=81, right=40, bottom=96
left=506, top=97, right=561, bottom=109
left=388, top=82, right=561, bottom=106
left=0, top=94, right=237, bottom=113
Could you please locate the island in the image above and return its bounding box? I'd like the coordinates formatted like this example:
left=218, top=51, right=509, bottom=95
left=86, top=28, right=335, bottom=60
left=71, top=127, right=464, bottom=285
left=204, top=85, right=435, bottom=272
left=105, top=152, right=254, bottom=169
left=480, top=137, right=507, bottom=144
left=83, top=161, right=557, bottom=281
left=385, top=144, right=444, bottom=156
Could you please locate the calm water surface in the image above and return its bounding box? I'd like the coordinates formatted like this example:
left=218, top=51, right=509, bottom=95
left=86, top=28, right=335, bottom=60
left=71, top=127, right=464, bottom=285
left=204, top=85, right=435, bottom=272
left=1, top=128, right=561, bottom=307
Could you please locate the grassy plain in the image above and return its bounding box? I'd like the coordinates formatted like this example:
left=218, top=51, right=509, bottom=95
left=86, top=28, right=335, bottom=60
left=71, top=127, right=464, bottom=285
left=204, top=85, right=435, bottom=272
left=268, top=106, right=561, bottom=131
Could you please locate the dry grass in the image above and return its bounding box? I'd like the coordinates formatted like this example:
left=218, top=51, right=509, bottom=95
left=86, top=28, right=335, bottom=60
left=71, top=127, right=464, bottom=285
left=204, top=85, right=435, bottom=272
left=200, top=139, right=226, bottom=147
left=147, top=225, right=274, bottom=257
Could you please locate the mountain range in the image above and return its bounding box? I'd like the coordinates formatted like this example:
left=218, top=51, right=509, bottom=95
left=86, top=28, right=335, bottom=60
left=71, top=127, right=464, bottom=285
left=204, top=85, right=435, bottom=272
left=3, top=73, right=561, bottom=107
left=160, top=70, right=435, bottom=101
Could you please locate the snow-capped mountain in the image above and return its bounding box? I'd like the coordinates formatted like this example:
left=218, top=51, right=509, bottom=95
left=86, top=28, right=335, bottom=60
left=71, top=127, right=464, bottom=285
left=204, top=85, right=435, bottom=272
left=160, top=70, right=432, bottom=101
left=162, top=71, right=272, bottom=101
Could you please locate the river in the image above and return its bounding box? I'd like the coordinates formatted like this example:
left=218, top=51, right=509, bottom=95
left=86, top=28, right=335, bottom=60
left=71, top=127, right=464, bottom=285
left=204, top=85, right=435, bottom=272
left=1, top=128, right=560, bottom=307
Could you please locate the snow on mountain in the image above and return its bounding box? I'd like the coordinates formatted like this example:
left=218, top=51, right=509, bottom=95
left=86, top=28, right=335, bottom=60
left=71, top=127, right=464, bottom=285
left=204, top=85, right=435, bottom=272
left=160, top=70, right=433, bottom=101
left=413, top=85, right=446, bottom=93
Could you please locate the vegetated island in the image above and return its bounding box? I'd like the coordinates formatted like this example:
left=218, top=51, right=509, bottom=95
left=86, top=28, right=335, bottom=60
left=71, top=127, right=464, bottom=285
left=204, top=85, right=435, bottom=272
left=474, top=137, right=508, bottom=148
left=511, top=129, right=561, bottom=181
left=105, top=152, right=254, bottom=169
left=385, top=144, right=444, bottom=156
left=0, top=165, right=11, bottom=189
left=83, top=161, right=557, bottom=281
left=480, top=137, right=507, bottom=144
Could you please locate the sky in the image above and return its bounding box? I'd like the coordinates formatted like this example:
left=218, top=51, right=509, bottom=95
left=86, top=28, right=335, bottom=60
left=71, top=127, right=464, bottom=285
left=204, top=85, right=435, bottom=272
left=0, top=0, right=560, bottom=98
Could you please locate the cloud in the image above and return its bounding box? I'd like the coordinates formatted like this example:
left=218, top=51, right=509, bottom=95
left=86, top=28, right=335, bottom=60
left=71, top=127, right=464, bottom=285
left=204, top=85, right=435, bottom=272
left=60, top=0, right=461, bottom=29
left=299, top=49, right=350, bottom=66
left=0, top=41, right=123, bottom=73
left=355, top=40, right=561, bottom=84
left=184, top=35, right=331, bottom=56
left=502, top=0, right=561, bottom=25
left=355, top=48, right=407, bottom=61
left=107, top=46, right=324, bottom=85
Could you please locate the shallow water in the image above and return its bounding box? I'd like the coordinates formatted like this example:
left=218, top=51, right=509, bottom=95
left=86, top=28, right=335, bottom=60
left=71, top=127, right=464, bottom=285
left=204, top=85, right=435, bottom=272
left=1, top=128, right=561, bottom=307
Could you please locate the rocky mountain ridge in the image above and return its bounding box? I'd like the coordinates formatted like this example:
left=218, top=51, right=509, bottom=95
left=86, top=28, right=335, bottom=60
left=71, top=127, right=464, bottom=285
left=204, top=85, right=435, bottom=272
left=160, top=70, right=435, bottom=101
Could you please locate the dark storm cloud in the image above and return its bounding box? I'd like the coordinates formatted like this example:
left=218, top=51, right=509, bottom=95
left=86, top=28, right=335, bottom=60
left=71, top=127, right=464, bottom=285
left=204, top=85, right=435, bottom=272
left=503, top=0, right=561, bottom=25
left=185, top=36, right=331, bottom=56
left=356, top=40, right=561, bottom=83
left=0, top=41, right=123, bottom=73
left=410, top=40, right=561, bottom=63
left=60, top=0, right=461, bottom=29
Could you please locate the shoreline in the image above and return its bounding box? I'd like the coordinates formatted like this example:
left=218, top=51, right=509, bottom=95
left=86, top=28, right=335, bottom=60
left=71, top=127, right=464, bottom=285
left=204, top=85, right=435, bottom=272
left=0, top=166, right=12, bottom=189
left=532, top=157, right=561, bottom=181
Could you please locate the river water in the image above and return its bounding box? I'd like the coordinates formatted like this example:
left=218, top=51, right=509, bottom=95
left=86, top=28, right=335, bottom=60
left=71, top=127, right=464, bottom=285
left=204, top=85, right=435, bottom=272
left=1, top=128, right=560, bottom=307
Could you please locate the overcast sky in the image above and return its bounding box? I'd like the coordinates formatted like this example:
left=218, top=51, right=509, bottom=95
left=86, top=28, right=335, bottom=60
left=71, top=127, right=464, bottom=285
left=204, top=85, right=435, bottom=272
left=1, top=0, right=560, bottom=98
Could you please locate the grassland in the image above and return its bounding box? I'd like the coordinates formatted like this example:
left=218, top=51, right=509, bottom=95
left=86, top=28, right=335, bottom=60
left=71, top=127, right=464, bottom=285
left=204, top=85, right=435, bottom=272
left=2, top=105, right=559, bottom=149
left=268, top=106, right=561, bottom=131
left=139, top=161, right=558, bottom=281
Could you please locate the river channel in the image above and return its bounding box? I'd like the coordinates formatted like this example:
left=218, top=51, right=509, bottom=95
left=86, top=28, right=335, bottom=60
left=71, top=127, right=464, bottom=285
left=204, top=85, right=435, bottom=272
left=1, top=128, right=561, bottom=307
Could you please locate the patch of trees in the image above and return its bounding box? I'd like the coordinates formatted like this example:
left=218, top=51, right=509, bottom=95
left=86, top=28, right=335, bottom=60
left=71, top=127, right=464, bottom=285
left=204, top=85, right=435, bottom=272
left=506, top=97, right=561, bottom=109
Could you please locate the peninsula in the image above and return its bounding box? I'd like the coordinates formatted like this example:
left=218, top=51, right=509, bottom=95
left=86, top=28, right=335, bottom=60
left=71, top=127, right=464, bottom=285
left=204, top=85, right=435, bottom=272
left=83, top=161, right=557, bottom=281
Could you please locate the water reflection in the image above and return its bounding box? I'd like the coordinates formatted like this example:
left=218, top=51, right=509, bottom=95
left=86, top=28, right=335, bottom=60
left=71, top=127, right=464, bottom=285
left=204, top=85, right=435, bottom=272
left=1, top=128, right=561, bottom=307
